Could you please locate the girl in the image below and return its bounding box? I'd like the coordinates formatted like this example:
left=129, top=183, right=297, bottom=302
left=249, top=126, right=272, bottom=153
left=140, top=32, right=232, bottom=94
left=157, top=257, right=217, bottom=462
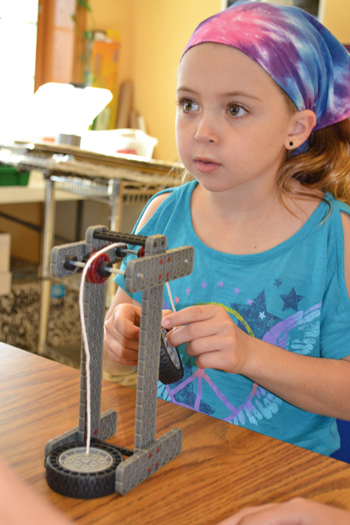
left=104, top=1, right=350, bottom=456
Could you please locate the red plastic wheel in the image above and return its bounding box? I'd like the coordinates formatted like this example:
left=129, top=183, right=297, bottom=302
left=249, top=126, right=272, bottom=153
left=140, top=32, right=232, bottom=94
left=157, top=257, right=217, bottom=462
left=86, top=253, right=110, bottom=284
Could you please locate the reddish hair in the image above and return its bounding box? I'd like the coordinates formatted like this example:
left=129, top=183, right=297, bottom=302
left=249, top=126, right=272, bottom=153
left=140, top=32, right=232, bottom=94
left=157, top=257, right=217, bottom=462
left=277, top=118, right=350, bottom=206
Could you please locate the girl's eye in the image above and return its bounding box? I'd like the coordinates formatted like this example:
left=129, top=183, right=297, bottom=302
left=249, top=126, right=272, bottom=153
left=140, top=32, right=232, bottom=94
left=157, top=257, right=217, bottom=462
left=228, top=104, right=247, bottom=117
left=178, top=98, right=199, bottom=112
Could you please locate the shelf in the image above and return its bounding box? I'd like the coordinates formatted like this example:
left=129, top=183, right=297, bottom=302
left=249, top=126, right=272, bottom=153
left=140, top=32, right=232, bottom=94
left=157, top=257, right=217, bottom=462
left=0, top=184, right=85, bottom=204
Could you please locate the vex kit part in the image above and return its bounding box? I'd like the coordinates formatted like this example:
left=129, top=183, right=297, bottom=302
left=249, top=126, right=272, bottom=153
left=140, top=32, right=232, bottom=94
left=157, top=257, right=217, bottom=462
left=44, top=226, right=194, bottom=498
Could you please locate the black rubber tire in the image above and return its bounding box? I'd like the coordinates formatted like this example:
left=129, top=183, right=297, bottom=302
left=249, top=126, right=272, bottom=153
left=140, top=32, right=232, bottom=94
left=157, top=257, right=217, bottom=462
left=159, top=328, right=184, bottom=385
left=46, top=441, right=123, bottom=499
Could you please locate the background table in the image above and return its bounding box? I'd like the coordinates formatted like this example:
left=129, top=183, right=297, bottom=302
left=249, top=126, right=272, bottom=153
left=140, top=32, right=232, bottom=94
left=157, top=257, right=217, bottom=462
left=1, top=343, right=350, bottom=525
left=0, top=143, right=183, bottom=356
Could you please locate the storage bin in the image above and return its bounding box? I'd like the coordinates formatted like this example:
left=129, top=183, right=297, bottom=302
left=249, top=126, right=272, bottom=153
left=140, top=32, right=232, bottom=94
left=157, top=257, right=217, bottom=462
left=0, top=166, right=30, bottom=186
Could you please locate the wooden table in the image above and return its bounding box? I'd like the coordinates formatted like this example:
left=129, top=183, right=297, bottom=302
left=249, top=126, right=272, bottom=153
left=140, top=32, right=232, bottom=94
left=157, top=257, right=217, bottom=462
left=1, top=343, right=350, bottom=525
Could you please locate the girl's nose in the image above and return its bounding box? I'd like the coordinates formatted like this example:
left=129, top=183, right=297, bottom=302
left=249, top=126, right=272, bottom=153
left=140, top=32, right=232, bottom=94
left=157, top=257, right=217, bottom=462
left=194, top=116, right=219, bottom=143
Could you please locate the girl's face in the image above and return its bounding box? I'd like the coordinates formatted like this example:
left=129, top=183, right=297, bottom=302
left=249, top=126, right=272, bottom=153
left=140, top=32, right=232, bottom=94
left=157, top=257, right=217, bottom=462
left=176, top=44, right=296, bottom=195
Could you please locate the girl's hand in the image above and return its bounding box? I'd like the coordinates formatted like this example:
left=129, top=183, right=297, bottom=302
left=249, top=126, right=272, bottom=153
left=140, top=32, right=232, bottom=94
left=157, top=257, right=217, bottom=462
left=162, top=305, right=252, bottom=373
left=104, top=303, right=141, bottom=366
left=216, top=498, right=350, bottom=525
left=103, top=305, right=174, bottom=367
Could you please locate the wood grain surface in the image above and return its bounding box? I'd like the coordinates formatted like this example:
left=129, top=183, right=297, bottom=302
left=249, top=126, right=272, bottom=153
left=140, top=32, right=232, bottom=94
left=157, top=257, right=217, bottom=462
left=16, top=141, right=183, bottom=176
left=1, top=344, right=349, bottom=525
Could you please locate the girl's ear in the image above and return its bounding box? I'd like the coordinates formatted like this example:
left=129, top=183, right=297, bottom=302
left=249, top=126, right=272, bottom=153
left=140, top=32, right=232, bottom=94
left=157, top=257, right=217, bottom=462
left=285, top=110, right=317, bottom=151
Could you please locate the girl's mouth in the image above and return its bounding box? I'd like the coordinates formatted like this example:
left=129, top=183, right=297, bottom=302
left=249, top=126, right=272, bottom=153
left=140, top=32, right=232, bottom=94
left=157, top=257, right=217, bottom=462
left=194, top=158, right=221, bottom=173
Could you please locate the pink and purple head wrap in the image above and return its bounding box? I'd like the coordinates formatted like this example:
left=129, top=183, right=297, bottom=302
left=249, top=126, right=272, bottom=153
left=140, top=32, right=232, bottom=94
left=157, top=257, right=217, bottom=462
left=183, top=1, right=350, bottom=134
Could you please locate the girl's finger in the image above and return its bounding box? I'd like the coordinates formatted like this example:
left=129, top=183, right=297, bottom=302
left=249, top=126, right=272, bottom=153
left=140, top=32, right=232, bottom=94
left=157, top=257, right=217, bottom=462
left=167, top=322, right=216, bottom=350
left=162, top=309, right=174, bottom=317
left=162, top=305, right=215, bottom=330
left=165, top=317, right=233, bottom=349
left=111, top=314, right=140, bottom=341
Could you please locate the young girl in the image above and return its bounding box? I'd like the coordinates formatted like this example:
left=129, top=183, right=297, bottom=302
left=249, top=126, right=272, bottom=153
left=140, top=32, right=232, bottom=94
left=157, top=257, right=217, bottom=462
left=103, top=1, right=350, bottom=456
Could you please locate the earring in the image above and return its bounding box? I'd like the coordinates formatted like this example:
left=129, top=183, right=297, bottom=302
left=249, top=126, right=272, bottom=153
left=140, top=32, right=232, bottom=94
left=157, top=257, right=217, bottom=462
left=289, top=141, right=294, bottom=147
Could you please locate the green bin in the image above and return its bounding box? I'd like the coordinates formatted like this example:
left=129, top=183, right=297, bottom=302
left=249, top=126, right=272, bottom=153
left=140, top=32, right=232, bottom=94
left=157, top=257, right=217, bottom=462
left=0, top=166, right=30, bottom=186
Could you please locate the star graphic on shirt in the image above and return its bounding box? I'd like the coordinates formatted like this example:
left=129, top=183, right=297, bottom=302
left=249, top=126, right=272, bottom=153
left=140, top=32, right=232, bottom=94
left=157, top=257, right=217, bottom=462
left=186, top=287, right=191, bottom=294
left=280, top=287, right=304, bottom=312
left=247, top=299, right=254, bottom=305
left=201, top=282, right=208, bottom=289
left=175, top=296, right=180, bottom=304
left=273, top=278, right=282, bottom=288
left=231, top=290, right=282, bottom=339
left=218, top=281, right=224, bottom=288
left=234, top=288, right=241, bottom=294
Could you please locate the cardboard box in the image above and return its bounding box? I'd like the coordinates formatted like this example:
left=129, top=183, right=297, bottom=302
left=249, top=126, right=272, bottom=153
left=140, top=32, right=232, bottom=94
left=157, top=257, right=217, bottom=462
left=0, top=272, right=12, bottom=296
left=0, top=233, right=10, bottom=273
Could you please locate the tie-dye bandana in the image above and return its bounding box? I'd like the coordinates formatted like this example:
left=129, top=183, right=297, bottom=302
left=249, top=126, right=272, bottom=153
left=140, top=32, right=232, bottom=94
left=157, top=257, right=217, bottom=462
left=183, top=1, right=350, bottom=132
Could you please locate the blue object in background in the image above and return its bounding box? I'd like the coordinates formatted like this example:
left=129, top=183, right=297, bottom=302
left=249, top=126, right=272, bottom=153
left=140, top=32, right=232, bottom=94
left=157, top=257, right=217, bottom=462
left=330, top=420, right=350, bottom=463
left=50, top=284, right=66, bottom=299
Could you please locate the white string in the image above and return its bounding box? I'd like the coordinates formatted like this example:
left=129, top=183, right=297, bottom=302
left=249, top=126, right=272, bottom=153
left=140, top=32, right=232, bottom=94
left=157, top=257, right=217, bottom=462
left=79, top=243, right=120, bottom=455
left=166, top=282, right=176, bottom=313
left=81, top=253, right=176, bottom=455
left=165, top=282, right=177, bottom=339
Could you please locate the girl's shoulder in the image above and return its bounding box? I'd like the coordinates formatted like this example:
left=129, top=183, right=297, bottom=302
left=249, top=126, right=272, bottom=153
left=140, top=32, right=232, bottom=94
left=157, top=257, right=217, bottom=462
left=326, top=195, right=350, bottom=299
left=135, top=181, right=196, bottom=234
left=325, top=193, right=350, bottom=215
left=320, top=194, right=350, bottom=299
left=135, top=192, right=172, bottom=232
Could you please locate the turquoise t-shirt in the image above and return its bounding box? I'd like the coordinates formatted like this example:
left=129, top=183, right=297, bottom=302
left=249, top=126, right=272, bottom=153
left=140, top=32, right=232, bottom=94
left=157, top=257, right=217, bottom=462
left=115, top=181, right=350, bottom=456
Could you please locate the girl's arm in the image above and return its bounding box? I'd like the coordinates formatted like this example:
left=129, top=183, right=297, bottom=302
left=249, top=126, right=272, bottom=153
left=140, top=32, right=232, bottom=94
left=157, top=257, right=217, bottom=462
left=162, top=209, right=350, bottom=420
left=163, top=305, right=350, bottom=420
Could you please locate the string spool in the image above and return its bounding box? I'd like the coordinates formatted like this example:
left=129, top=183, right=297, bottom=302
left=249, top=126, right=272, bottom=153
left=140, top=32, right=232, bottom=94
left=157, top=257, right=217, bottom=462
left=138, top=246, right=145, bottom=257
left=86, top=253, right=111, bottom=284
